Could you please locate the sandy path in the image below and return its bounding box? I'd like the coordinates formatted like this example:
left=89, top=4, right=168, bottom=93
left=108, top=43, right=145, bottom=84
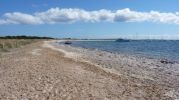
left=0, top=41, right=175, bottom=100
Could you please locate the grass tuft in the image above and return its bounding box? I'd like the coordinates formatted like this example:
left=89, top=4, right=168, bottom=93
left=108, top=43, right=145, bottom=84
left=0, top=39, right=36, bottom=52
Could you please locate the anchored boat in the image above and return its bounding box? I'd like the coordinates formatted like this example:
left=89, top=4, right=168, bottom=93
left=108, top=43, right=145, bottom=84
left=116, top=38, right=130, bottom=42
left=64, top=41, right=72, bottom=44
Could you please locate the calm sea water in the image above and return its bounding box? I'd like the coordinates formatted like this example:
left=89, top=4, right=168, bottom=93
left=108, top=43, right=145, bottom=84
left=68, top=40, right=179, bottom=61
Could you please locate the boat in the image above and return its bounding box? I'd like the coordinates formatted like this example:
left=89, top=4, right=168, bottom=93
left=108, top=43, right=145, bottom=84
left=64, top=41, right=72, bottom=44
left=115, top=38, right=130, bottom=42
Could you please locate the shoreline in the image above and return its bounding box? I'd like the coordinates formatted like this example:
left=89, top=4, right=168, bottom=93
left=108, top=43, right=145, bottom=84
left=46, top=40, right=179, bottom=98
left=43, top=40, right=122, bottom=77
left=59, top=39, right=179, bottom=62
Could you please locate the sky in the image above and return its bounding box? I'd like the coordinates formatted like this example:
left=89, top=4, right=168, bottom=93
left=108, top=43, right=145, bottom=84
left=1, top=0, right=179, bottom=39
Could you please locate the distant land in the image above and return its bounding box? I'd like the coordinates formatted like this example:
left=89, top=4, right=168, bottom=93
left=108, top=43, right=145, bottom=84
left=0, top=35, right=54, bottom=39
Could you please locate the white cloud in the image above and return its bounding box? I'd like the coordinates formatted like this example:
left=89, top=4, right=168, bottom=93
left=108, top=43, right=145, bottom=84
left=3, top=12, right=43, bottom=24
left=0, top=7, right=179, bottom=25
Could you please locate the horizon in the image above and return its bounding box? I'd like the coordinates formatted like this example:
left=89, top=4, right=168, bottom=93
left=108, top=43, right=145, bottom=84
left=1, top=0, right=179, bottom=39
left=2, top=35, right=179, bottom=40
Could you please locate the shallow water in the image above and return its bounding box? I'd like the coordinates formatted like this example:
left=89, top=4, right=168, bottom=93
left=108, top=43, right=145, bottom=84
left=66, top=40, right=179, bottom=61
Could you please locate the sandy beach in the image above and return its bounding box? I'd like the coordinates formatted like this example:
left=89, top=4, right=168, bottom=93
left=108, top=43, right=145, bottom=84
left=0, top=40, right=178, bottom=100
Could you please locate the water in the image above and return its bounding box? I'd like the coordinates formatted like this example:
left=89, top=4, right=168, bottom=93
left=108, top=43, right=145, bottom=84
left=67, top=40, right=179, bottom=61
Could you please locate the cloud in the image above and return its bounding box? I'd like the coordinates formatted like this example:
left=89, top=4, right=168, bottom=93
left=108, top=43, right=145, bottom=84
left=3, top=12, right=43, bottom=24
left=1, top=7, right=179, bottom=25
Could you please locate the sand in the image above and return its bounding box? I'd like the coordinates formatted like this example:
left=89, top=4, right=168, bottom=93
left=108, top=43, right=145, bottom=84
left=0, top=40, right=178, bottom=100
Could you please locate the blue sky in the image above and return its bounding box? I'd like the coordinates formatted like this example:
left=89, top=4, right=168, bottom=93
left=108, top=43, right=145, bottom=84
left=0, top=0, right=179, bottom=39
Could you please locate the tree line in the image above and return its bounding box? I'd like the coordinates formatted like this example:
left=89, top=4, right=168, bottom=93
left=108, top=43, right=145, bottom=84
left=0, top=36, right=54, bottom=39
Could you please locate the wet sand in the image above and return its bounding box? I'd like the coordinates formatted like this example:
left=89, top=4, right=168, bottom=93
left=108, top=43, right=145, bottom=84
left=0, top=40, right=178, bottom=99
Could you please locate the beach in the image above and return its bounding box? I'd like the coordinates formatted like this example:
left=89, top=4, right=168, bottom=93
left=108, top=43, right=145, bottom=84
left=0, top=40, right=178, bottom=99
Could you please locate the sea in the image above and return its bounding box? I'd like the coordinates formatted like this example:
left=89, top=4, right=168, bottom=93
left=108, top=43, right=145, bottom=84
left=65, top=40, right=179, bottom=61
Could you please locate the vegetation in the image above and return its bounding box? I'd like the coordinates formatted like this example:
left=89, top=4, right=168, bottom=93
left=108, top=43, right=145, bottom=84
left=0, top=35, right=54, bottom=52
left=0, top=39, right=36, bottom=52
left=0, top=35, right=54, bottom=39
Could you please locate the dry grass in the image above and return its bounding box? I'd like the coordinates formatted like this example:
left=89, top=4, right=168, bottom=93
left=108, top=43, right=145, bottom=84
left=0, top=39, right=36, bottom=52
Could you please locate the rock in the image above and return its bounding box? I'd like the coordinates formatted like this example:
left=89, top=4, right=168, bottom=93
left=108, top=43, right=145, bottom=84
left=160, top=59, right=174, bottom=64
